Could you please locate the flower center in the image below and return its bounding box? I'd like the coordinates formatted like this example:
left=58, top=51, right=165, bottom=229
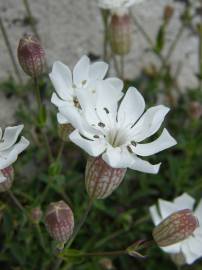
left=106, top=128, right=128, bottom=147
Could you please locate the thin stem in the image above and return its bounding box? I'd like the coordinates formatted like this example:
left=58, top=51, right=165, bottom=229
left=36, top=224, right=47, bottom=253
left=65, top=250, right=126, bottom=258
left=22, top=0, right=40, bottom=39
left=130, top=13, right=164, bottom=63
left=33, top=78, right=53, bottom=162
left=0, top=17, right=23, bottom=84
left=101, top=9, right=110, bottom=61
left=199, top=24, right=202, bottom=91
left=112, top=53, right=121, bottom=77
left=7, top=190, right=25, bottom=212
left=65, top=197, right=94, bottom=249
left=165, top=24, right=185, bottom=62
left=33, top=77, right=41, bottom=109
left=130, top=13, right=154, bottom=47
left=83, top=250, right=126, bottom=257
left=56, top=141, right=65, bottom=162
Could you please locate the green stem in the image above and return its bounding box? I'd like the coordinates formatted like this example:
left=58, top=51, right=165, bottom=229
left=56, top=141, right=65, bottom=162
left=66, top=250, right=126, bottom=258
left=33, top=78, right=53, bottom=163
left=0, top=17, right=23, bottom=84
left=112, top=53, right=121, bottom=77
left=7, top=190, right=25, bottom=212
left=101, top=9, right=110, bottom=61
left=65, top=197, right=94, bottom=250
left=131, top=13, right=154, bottom=47
left=130, top=13, right=164, bottom=63
left=165, top=24, right=185, bottom=62
left=199, top=24, right=202, bottom=91
left=36, top=224, right=47, bottom=253
left=22, top=0, right=39, bottom=39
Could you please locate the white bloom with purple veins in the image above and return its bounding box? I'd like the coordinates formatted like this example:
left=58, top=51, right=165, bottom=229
left=150, top=193, right=202, bottom=265
left=60, top=86, right=176, bottom=174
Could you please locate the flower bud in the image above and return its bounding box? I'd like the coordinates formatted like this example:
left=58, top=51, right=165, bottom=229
left=109, top=13, right=131, bottom=55
left=163, top=5, right=174, bottom=24
left=153, top=209, right=199, bottom=247
left=0, top=166, right=14, bottom=192
left=30, top=207, right=42, bottom=224
left=17, top=34, right=45, bottom=77
left=85, top=156, right=126, bottom=199
left=58, top=124, right=74, bottom=142
left=188, top=101, right=202, bottom=120
left=45, top=201, right=74, bottom=243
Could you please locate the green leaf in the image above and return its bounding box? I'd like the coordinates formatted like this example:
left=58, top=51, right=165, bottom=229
left=37, top=105, right=47, bottom=127
left=154, top=24, right=165, bottom=53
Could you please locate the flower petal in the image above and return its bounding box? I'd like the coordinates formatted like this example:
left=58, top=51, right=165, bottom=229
left=95, top=81, right=118, bottom=128
left=149, top=205, right=162, bottom=226
left=131, top=105, right=170, bottom=142
left=69, top=130, right=106, bottom=157
left=161, top=243, right=181, bottom=254
left=158, top=199, right=178, bottom=219
left=173, top=193, right=195, bottom=211
left=75, top=88, right=100, bottom=126
left=102, top=145, right=133, bottom=168
left=73, top=55, right=90, bottom=87
left=187, top=236, right=202, bottom=258
left=118, top=87, right=145, bottom=127
left=181, top=240, right=200, bottom=264
left=89, top=61, right=108, bottom=80
left=49, top=61, right=73, bottom=100
left=194, top=199, right=202, bottom=224
left=132, top=129, right=177, bottom=157
left=129, top=156, right=161, bottom=174
left=51, top=93, right=71, bottom=108
left=105, top=77, right=123, bottom=94
left=0, top=125, right=24, bottom=152
left=0, top=137, right=29, bottom=170
left=57, top=112, right=69, bottom=124
left=59, top=105, right=100, bottom=137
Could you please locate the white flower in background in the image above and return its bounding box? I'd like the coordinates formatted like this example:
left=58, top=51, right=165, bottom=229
left=50, top=55, right=123, bottom=124
left=0, top=125, right=29, bottom=183
left=60, top=86, right=176, bottom=174
left=97, top=0, right=143, bottom=10
left=150, top=193, right=202, bottom=265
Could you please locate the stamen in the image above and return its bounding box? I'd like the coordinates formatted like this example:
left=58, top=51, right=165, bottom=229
left=73, top=97, right=81, bottom=109
left=103, top=107, right=109, bottom=114
left=98, top=122, right=105, bottom=128
left=127, top=145, right=133, bottom=153
left=131, top=141, right=137, bottom=146
left=93, top=135, right=99, bottom=139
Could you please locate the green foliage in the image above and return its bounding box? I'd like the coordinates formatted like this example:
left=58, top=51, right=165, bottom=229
left=1, top=1, right=202, bottom=270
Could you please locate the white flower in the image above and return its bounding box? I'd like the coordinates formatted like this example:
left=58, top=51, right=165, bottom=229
left=97, top=0, right=143, bottom=10
left=0, top=125, right=29, bottom=183
left=150, top=193, right=202, bottom=265
left=60, top=86, right=176, bottom=174
left=50, top=55, right=123, bottom=124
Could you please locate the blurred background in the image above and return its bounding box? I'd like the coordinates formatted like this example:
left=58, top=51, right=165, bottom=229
left=0, top=0, right=202, bottom=269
